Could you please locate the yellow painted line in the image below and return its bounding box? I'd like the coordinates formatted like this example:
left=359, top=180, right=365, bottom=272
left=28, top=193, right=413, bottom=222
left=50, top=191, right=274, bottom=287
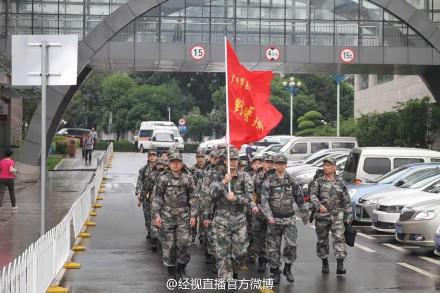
left=383, top=243, right=407, bottom=252
left=357, top=232, right=375, bottom=240
left=47, top=286, right=69, bottom=293
left=354, top=243, right=376, bottom=253
left=397, top=262, right=438, bottom=278
left=419, top=256, right=440, bottom=266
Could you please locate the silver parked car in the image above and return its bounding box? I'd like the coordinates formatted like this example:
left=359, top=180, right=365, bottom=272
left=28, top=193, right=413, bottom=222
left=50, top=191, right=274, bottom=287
left=395, top=198, right=440, bottom=247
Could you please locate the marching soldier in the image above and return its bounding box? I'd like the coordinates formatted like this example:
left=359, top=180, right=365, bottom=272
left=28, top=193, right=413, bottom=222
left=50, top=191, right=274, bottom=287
left=239, top=160, right=249, bottom=172
left=201, top=149, right=226, bottom=269
left=261, top=154, right=308, bottom=284
left=245, top=154, right=263, bottom=264
left=309, top=156, right=353, bottom=275
left=251, top=153, right=275, bottom=273
left=135, top=150, right=158, bottom=241
left=148, top=158, right=169, bottom=251
left=152, top=152, right=198, bottom=280
left=209, top=147, right=253, bottom=280
left=191, top=150, right=207, bottom=243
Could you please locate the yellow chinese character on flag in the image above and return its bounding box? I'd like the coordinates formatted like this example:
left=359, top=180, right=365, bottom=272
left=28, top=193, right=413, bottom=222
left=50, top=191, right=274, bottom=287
left=243, top=106, right=255, bottom=122
left=234, top=98, right=245, bottom=116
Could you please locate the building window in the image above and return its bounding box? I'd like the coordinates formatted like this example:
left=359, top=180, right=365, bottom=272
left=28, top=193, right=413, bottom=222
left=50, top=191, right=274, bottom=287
left=359, top=74, right=369, bottom=90
left=377, top=74, right=394, bottom=84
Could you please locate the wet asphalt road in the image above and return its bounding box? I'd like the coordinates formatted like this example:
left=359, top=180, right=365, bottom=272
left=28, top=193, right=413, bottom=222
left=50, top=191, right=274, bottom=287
left=0, top=151, right=103, bottom=267
left=63, top=152, right=440, bottom=293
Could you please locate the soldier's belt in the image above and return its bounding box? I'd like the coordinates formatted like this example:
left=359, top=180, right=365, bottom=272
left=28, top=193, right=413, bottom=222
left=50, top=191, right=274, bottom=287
left=216, top=205, right=245, bottom=214
left=168, top=202, right=190, bottom=209
left=272, top=211, right=295, bottom=219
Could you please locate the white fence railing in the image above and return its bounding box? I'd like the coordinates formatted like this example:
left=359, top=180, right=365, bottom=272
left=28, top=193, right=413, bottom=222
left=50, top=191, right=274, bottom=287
left=0, top=143, right=113, bottom=293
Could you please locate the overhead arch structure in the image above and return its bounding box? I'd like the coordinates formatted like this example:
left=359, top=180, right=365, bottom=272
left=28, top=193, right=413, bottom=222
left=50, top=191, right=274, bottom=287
left=10, top=0, right=440, bottom=165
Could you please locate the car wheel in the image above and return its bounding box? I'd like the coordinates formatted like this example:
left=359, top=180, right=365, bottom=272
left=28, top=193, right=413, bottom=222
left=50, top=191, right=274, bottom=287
left=140, top=145, right=145, bottom=153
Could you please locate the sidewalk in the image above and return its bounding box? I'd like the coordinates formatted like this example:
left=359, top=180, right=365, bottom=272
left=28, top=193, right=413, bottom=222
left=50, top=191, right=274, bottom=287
left=0, top=150, right=104, bottom=267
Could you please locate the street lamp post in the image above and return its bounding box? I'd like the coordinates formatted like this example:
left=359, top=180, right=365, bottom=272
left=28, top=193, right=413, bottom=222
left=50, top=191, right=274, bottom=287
left=282, top=77, right=301, bottom=136
left=335, top=74, right=345, bottom=137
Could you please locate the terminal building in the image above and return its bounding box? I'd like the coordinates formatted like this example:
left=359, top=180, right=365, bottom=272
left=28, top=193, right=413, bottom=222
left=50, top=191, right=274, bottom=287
left=0, top=0, right=439, bottom=163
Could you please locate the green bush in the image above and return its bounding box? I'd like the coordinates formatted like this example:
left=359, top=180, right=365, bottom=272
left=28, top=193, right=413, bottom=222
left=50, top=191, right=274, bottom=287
left=114, top=140, right=137, bottom=152
left=47, top=155, right=63, bottom=170
left=55, top=141, right=67, bottom=154
left=184, top=143, right=199, bottom=153
left=95, top=141, right=109, bottom=150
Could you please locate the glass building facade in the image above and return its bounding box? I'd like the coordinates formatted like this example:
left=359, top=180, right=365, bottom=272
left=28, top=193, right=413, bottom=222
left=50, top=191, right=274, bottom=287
left=0, top=0, right=437, bottom=48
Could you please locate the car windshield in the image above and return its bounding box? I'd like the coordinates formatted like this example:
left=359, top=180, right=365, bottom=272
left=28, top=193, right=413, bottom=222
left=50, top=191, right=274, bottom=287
left=423, top=179, right=440, bottom=193
left=155, top=133, right=174, bottom=142
left=373, top=166, right=409, bottom=184
left=401, top=171, right=440, bottom=189
left=139, top=130, right=153, bottom=137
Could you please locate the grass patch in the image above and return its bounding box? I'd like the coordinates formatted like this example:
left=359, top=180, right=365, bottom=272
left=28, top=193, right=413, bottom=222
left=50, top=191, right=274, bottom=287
left=47, top=155, right=63, bottom=170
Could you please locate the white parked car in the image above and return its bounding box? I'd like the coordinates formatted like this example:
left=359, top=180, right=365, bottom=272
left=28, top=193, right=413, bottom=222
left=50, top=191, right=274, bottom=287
left=371, top=176, right=440, bottom=233
left=198, top=137, right=227, bottom=153
left=138, top=129, right=177, bottom=153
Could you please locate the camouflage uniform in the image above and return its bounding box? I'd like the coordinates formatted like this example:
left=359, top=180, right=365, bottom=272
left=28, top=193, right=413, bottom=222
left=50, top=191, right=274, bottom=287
left=309, top=159, right=352, bottom=261
left=135, top=153, right=157, bottom=237
left=148, top=159, right=169, bottom=243
left=151, top=153, right=198, bottom=275
left=250, top=154, right=274, bottom=271
left=209, top=149, right=253, bottom=280
left=201, top=150, right=226, bottom=266
left=191, top=151, right=206, bottom=242
left=261, top=154, right=308, bottom=283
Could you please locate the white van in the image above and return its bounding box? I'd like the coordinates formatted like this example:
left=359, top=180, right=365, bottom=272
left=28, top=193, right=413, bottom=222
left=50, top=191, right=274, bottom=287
left=343, top=147, right=440, bottom=183
left=137, top=121, right=184, bottom=152
left=280, top=136, right=358, bottom=161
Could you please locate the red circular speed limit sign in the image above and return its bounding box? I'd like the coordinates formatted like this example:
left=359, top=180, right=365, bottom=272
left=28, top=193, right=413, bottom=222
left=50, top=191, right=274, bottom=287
left=190, top=45, right=206, bottom=61
left=340, top=48, right=355, bottom=63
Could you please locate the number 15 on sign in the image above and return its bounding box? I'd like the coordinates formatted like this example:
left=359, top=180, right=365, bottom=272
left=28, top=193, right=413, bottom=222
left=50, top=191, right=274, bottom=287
left=191, top=45, right=205, bottom=60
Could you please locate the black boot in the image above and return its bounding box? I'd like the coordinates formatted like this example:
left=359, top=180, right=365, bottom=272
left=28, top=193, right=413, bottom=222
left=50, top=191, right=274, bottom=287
left=336, top=259, right=346, bottom=275
left=177, top=263, right=187, bottom=279
left=151, top=237, right=157, bottom=252
left=205, top=252, right=213, bottom=264
left=233, top=271, right=238, bottom=280
left=322, top=258, right=329, bottom=274
left=167, top=266, right=177, bottom=280
left=258, top=257, right=266, bottom=273
left=146, top=230, right=151, bottom=240
left=283, top=263, right=294, bottom=283
left=269, top=267, right=280, bottom=285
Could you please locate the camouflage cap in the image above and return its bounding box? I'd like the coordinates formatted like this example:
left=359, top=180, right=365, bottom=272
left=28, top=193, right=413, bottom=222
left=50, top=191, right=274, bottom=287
left=323, top=156, right=336, bottom=165
left=251, top=154, right=263, bottom=162
left=157, top=158, right=169, bottom=165
left=240, top=160, right=249, bottom=167
left=229, top=147, right=239, bottom=159
left=196, top=150, right=205, bottom=157
left=274, top=154, right=288, bottom=163
left=263, top=153, right=274, bottom=162
left=148, top=149, right=157, bottom=155
left=168, top=152, right=183, bottom=162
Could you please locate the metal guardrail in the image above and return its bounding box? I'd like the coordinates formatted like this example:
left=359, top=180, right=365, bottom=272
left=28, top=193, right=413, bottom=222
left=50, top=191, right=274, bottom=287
left=0, top=142, right=113, bottom=293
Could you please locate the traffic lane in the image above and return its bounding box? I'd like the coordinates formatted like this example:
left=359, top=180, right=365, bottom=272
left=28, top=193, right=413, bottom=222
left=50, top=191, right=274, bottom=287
left=63, top=152, right=439, bottom=292
left=273, top=222, right=439, bottom=293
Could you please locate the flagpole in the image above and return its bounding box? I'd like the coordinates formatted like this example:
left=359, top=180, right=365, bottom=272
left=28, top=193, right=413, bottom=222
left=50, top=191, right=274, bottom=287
left=224, top=36, right=231, bottom=193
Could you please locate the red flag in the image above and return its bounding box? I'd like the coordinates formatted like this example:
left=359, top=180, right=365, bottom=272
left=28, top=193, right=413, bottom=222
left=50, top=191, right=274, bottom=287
left=226, top=40, right=283, bottom=149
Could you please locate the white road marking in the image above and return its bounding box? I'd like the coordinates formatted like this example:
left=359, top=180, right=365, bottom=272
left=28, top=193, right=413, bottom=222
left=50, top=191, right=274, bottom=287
left=397, top=262, right=439, bottom=278
left=419, top=256, right=440, bottom=266
left=368, top=234, right=394, bottom=237
left=401, top=246, right=421, bottom=249
left=357, top=232, right=375, bottom=240
left=354, top=243, right=376, bottom=253
left=383, top=243, right=407, bottom=252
